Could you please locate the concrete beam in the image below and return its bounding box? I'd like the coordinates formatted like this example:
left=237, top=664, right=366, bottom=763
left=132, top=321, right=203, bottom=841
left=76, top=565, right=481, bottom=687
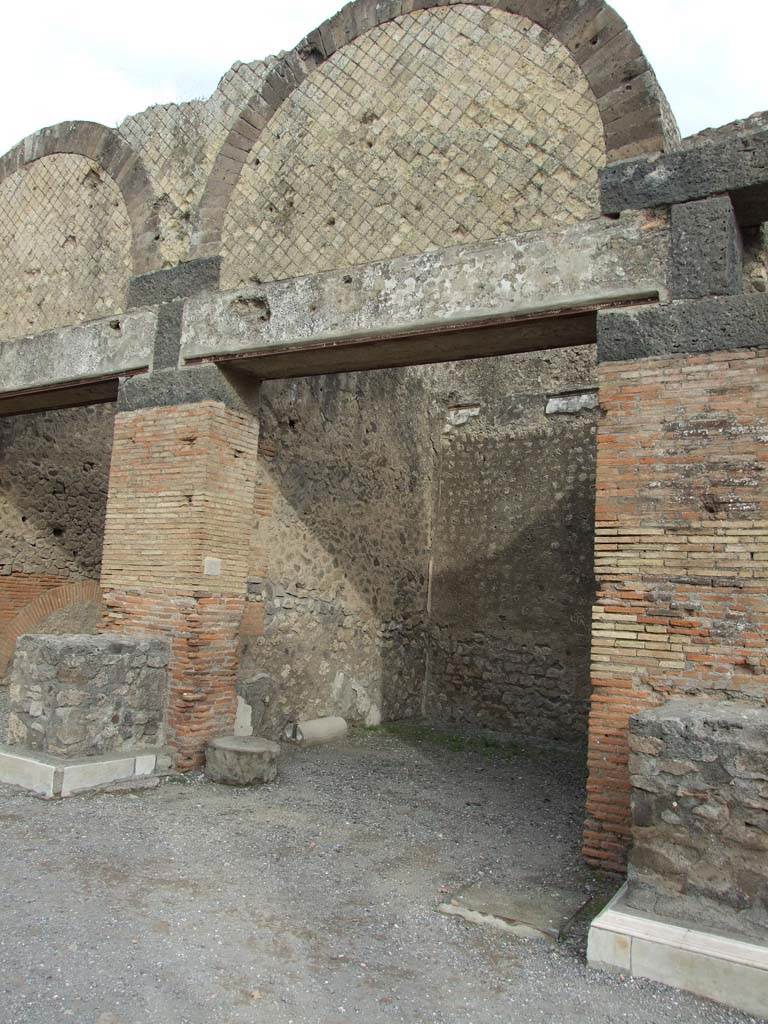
left=600, top=123, right=768, bottom=224
left=0, top=310, right=155, bottom=416
left=188, top=295, right=659, bottom=379
left=180, top=213, right=670, bottom=374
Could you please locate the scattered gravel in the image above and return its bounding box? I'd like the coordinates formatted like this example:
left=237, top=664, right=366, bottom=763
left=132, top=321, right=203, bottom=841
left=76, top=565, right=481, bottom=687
left=0, top=725, right=762, bottom=1024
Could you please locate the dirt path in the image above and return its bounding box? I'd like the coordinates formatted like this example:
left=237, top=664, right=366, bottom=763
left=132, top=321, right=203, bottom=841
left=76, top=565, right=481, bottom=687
left=0, top=726, right=760, bottom=1024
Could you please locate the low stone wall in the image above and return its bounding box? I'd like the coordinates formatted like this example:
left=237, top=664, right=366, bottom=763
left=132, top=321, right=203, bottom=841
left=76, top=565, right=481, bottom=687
left=627, top=700, right=768, bottom=942
left=6, top=634, right=170, bottom=757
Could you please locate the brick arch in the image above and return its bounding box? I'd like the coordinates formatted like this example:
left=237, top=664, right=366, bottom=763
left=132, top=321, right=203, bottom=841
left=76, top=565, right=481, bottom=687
left=0, top=580, right=102, bottom=676
left=0, top=121, right=161, bottom=275
left=192, top=0, right=679, bottom=260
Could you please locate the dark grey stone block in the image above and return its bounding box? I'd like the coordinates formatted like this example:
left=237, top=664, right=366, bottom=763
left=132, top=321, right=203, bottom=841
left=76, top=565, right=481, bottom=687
left=597, top=294, right=768, bottom=363
left=670, top=197, right=743, bottom=299
left=117, top=364, right=261, bottom=414
left=600, top=125, right=768, bottom=225
left=127, top=257, right=221, bottom=309
left=153, top=301, right=184, bottom=371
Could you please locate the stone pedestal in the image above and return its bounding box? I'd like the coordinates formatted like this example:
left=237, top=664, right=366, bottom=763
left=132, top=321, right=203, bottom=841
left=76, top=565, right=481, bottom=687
left=628, top=700, right=768, bottom=942
left=204, top=735, right=280, bottom=785
left=7, top=633, right=169, bottom=757
left=588, top=700, right=768, bottom=1018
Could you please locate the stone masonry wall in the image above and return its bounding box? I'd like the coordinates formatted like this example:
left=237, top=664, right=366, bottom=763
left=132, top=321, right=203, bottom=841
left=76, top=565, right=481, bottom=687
left=238, top=344, right=600, bottom=745
left=238, top=368, right=436, bottom=735
left=7, top=633, right=169, bottom=756
left=117, top=60, right=275, bottom=266
left=627, top=700, right=768, bottom=943
left=425, top=346, right=597, bottom=743
left=584, top=348, right=768, bottom=872
left=221, top=5, right=604, bottom=288
left=0, top=0, right=675, bottom=758
left=0, top=404, right=114, bottom=663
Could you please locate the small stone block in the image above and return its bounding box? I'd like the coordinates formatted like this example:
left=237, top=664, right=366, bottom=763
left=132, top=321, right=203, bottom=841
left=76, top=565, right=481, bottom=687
left=0, top=748, right=57, bottom=798
left=589, top=884, right=768, bottom=1018
left=134, top=754, right=157, bottom=777
left=60, top=756, right=136, bottom=796
left=205, top=736, right=280, bottom=786
left=670, top=197, right=743, bottom=299
left=439, top=882, right=588, bottom=942
left=587, top=923, right=632, bottom=971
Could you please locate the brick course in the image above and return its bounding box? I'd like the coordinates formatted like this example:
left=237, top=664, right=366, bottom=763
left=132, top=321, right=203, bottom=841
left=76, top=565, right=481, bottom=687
left=100, top=400, right=260, bottom=768
left=584, top=348, right=768, bottom=871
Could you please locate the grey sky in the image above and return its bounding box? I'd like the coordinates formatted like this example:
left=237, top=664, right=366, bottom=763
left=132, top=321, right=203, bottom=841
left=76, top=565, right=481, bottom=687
left=0, top=0, right=765, bottom=157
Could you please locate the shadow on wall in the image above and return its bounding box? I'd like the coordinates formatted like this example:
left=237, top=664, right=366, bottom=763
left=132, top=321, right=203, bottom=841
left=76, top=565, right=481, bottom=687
left=0, top=403, right=114, bottom=675
left=237, top=360, right=598, bottom=747
left=238, top=366, right=438, bottom=736
left=0, top=404, right=115, bottom=580
left=237, top=368, right=436, bottom=737
left=426, top=482, right=596, bottom=746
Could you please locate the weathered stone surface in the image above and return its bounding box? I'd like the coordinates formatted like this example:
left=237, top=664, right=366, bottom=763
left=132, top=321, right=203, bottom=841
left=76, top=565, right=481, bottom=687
left=0, top=153, right=132, bottom=343
left=600, top=123, right=768, bottom=224
left=6, top=633, right=169, bottom=757
left=181, top=214, right=669, bottom=367
left=597, top=293, right=768, bottom=363
left=204, top=735, right=280, bottom=785
left=127, top=257, right=221, bottom=308
left=116, top=364, right=260, bottom=414
left=439, top=882, right=588, bottom=941
left=627, top=700, right=768, bottom=942
left=0, top=309, right=155, bottom=395
left=670, top=197, right=743, bottom=299
left=0, top=404, right=114, bottom=579
left=221, top=6, right=605, bottom=288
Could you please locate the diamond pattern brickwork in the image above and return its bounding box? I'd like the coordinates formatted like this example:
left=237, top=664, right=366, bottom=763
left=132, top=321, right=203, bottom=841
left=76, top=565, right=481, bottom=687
left=0, top=154, right=131, bottom=343
left=117, top=61, right=273, bottom=265
left=222, top=5, right=605, bottom=288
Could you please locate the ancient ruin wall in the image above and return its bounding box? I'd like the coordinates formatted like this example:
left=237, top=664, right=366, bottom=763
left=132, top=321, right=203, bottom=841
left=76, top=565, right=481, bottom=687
left=0, top=0, right=626, bottom=740
left=222, top=4, right=608, bottom=739
left=221, top=5, right=604, bottom=287
left=239, top=368, right=437, bottom=734
left=425, top=347, right=598, bottom=743
left=0, top=156, right=131, bottom=342
left=0, top=405, right=113, bottom=657
left=585, top=347, right=768, bottom=871
left=117, top=61, right=275, bottom=266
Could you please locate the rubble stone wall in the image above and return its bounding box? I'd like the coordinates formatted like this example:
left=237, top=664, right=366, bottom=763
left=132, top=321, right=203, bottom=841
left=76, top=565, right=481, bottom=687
left=628, top=700, right=768, bottom=943
left=7, top=633, right=169, bottom=756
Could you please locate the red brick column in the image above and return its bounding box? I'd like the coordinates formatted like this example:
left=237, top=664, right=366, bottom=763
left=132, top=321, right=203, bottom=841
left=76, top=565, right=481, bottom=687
left=100, top=399, right=260, bottom=769
left=584, top=348, right=768, bottom=871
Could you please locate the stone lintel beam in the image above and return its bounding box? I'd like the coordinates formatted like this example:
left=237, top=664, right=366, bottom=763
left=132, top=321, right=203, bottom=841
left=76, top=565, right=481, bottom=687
left=600, top=123, right=768, bottom=225
left=597, top=293, right=768, bottom=363
left=180, top=213, right=670, bottom=371
left=0, top=309, right=156, bottom=414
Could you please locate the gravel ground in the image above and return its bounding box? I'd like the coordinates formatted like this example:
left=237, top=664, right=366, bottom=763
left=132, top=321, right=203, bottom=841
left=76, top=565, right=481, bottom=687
left=0, top=718, right=763, bottom=1024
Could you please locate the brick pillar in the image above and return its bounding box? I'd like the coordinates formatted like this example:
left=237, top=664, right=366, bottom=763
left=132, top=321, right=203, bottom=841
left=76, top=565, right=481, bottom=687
left=583, top=345, right=768, bottom=871
left=100, top=396, right=260, bottom=769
